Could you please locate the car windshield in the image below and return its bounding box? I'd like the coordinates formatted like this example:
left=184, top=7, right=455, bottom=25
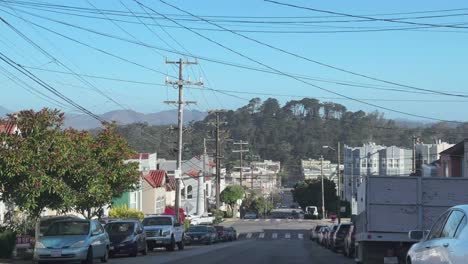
left=105, top=223, right=135, bottom=235
left=44, top=221, right=89, bottom=236
left=188, top=226, right=208, bottom=232
left=142, top=217, right=172, bottom=226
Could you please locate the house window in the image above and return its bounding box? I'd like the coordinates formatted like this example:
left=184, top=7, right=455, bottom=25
left=129, top=192, right=137, bottom=209
left=181, top=188, right=185, bottom=199
left=155, top=196, right=165, bottom=214
left=388, top=159, right=394, bottom=168
left=187, top=185, right=193, bottom=199
left=395, top=159, right=400, bottom=168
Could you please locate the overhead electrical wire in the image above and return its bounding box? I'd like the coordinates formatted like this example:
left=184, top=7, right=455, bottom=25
left=3, top=3, right=468, bottom=34
left=159, top=0, right=468, bottom=99
left=264, top=0, right=468, bottom=29
left=139, top=1, right=461, bottom=123
left=0, top=52, right=104, bottom=122
left=3, top=7, right=463, bottom=98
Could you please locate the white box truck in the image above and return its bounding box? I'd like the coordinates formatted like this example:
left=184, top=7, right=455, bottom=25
left=353, top=176, right=468, bottom=264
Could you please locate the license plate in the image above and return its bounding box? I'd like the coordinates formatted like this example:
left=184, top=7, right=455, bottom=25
left=194, top=237, right=198, bottom=240
left=109, top=246, right=114, bottom=250
left=50, top=249, right=61, bottom=257
left=156, top=241, right=163, bottom=244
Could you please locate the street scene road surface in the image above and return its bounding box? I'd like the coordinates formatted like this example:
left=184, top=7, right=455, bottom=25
left=109, top=219, right=354, bottom=264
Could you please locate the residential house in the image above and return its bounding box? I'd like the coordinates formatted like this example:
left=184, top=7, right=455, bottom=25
left=378, top=146, right=413, bottom=176
left=415, top=140, right=454, bottom=176
left=112, top=153, right=158, bottom=211
left=180, top=155, right=218, bottom=215
left=142, top=170, right=168, bottom=215
left=344, top=143, right=383, bottom=202
left=227, top=160, right=281, bottom=196
left=301, top=159, right=340, bottom=195
left=439, top=139, right=468, bottom=177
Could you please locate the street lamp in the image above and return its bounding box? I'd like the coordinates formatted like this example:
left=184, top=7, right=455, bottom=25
left=322, top=143, right=341, bottom=223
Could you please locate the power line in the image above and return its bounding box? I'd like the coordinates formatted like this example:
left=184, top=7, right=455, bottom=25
left=6, top=6, right=466, bottom=98
left=152, top=1, right=462, bottom=123
left=0, top=52, right=104, bottom=122
left=264, top=0, right=468, bottom=30
left=160, top=0, right=468, bottom=99
left=5, top=3, right=468, bottom=34
left=4, top=0, right=468, bottom=24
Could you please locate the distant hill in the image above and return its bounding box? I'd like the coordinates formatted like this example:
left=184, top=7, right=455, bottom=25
left=64, top=109, right=207, bottom=130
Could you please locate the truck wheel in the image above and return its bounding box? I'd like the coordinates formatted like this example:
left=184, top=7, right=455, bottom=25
left=166, top=236, right=176, bottom=251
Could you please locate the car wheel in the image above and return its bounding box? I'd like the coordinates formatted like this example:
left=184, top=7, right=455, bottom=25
left=100, top=247, right=109, bottom=263
left=166, top=236, right=176, bottom=251
left=81, top=247, right=93, bottom=264
left=177, top=238, right=185, bottom=250
left=406, top=257, right=412, bottom=264
left=142, top=243, right=148, bottom=255
left=130, top=243, right=138, bottom=257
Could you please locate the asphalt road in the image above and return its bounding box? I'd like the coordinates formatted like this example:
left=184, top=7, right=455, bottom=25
left=109, top=219, right=354, bottom=264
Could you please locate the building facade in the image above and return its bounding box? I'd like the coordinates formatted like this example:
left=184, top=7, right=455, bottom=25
left=439, top=139, right=468, bottom=177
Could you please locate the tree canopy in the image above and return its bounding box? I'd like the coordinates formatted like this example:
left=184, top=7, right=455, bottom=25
left=0, top=109, right=140, bottom=219
left=220, top=185, right=245, bottom=215
left=291, top=178, right=338, bottom=215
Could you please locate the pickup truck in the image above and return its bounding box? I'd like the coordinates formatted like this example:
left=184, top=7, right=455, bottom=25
left=142, top=215, right=185, bottom=251
left=189, top=214, right=215, bottom=225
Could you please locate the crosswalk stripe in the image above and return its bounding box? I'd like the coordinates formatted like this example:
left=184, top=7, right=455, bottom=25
left=272, top=233, right=278, bottom=239
left=259, top=233, right=265, bottom=239
left=254, top=219, right=260, bottom=222
left=285, top=233, right=291, bottom=239
left=264, top=219, right=270, bottom=222
left=246, top=233, right=252, bottom=239
left=275, top=219, right=281, bottom=222
left=298, top=234, right=304, bottom=239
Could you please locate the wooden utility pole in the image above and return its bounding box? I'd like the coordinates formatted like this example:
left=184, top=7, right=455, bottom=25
left=320, top=155, right=325, bottom=220
left=233, top=140, right=249, bottom=187
left=209, top=110, right=226, bottom=209
left=165, top=58, right=202, bottom=222
left=337, top=142, right=341, bottom=224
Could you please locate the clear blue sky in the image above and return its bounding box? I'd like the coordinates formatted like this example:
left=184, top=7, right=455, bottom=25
left=0, top=0, right=467, bottom=122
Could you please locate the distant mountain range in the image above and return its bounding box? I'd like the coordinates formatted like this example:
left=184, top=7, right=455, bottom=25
left=63, top=109, right=207, bottom=129
left=0, top=106, right=11, bottom=117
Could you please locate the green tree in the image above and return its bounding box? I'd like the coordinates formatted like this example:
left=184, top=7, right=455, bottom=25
left=0, top=109, right=76, bottom=218
left=0, top=109, right=140, bottom=220
left=220, top=185, right=245, bottom=216
left=292, top=179, right=338, bottom=215
left=241, top=192, right=274, bottom=217
left=66, top=124, right=140, bottom=219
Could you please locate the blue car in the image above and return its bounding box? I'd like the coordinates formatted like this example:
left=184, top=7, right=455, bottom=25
left=105, top=220, right=147, bottom=257
left=34, top=219, right=110, bottom=264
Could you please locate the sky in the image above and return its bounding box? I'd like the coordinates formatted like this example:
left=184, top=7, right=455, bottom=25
left=0, top=0, right=468, bottom=122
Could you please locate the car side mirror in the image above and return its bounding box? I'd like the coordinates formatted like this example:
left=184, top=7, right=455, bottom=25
left=408, top=230, right=424, bottom=240
left=91, top=231, right=100, bottom=237
left=137, top=229, right=143, bottom=234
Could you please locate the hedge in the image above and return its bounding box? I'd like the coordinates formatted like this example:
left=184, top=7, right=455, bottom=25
left=0, top=230, right=16, bottom=258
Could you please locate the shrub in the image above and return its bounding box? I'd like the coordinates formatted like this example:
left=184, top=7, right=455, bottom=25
left=210, top=209, right=224, bottom=224
left=0, top=230, right=16, bottom=258
left=183, top=219, right=190, bottom=231
left=109, top=205, right=144, bottom=220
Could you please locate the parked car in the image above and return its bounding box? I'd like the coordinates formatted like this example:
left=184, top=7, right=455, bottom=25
left=331, top=223, right=352, bottom=252
left=105, top=220, right=147, bottom=257
left=190, top=214, right=215, bottom=225
left=225, top=227, right=237, bottom=241
left=185, top=225, right=217, bottom=245
left=34, top=219, right=110, bottom=263
left=311, top=225, right=326, bottom=241
left=214, top=226, right=228, bottom=242
left=99, top=218, right=120, bottom=228
left=244, top=212, right=257, bottom=219
left=142, top=215, right=185, bottom=252
left=343, top=224, right=356, bottom=258
left=407, top=205, right=468, bottom=264
left=325, top=224, right=339, bottom=248
left=318, top=226, right=329, bottom=245
left=35, top=215, right=81, bottom=242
